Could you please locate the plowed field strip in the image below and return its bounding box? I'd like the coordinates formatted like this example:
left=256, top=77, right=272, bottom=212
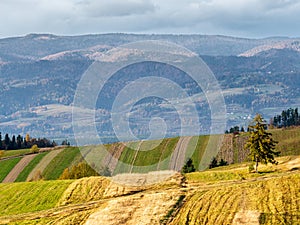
left=169, top=137, right=192, bottom=171
left=2, top=154, right=37, bottom=183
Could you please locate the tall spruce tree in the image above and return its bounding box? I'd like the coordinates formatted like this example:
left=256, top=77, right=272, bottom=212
left=11, top=135, right=16, bottom=150
left=4, top=134, right=10, bottom=150
left=245, top=114, right=280, bottom=173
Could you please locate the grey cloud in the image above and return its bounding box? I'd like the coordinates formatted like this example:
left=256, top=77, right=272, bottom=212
left=0, top=0, right=300, bottom=38
left=76, top=0, right=156, bottom=17
left=260, top=0, right=300, bottom=10
left=150, top=0, right=300, bottom=37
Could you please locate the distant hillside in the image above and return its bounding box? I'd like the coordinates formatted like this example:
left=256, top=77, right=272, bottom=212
left=239, top=40, right=300, bottom=57
left=0, top=33, right=288, bottom=62
left=0, top=33, right=300, bottom=140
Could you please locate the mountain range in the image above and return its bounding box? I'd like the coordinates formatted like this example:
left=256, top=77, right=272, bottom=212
left=0, top=33, right=299, bottom=143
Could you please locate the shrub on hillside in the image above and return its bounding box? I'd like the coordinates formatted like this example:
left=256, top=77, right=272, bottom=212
left=28, top=170, right=43, bottom=182
left=59, top=162, right=111, bottom=180
left=30, top=144, right=39, bottom=154
left=209, top=157, right=228, bottom=169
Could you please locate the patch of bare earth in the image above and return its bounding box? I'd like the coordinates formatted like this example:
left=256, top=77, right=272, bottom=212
left=2, top=154, right=37, bottom=183
left=84, top=172, right=184, bottom=225
left=285, top=157, right=300, bottom=170
left=232, top=210, right=260, bottom=225
left=85, top=190, right=180, bottom=225
left=111, top=170, right=178, bottom=186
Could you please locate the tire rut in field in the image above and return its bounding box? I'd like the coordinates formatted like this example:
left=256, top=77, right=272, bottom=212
left=129, top=141, right=143, bottom=173
left=84, top=189, right=182, bottom=225
left=169, top=136, right=192, bottom=171
left=2, top=154, right=37, bottom=183
left=156, top=139, right=171, bottom=170
left=102, top=143, right=126, bottom=174
left=26, top=148, right=64, bottom=181
left=232, top=210, right=260, bottom=225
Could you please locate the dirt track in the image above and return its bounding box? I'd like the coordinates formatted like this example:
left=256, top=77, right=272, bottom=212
left=129, top=141, right=143, bottom=173
left=102, top=143, right=126, bottom=174
left=2, top=154, right=37, bottom=183
left=169, top=136, right=192, bottom=171
left=26, top=148, right=64, bottom=181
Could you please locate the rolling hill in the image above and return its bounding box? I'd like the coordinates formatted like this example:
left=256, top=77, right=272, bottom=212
left=0, top=127, right=299, bottom=224
left=0, top=127, right=299, bottom=184
left=0, top=156, right=299, bottom=224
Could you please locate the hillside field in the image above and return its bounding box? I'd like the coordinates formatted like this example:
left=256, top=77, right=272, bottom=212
left=0, top=155, right=298, bottom=224
left=0, top=127, right=299, bottom=184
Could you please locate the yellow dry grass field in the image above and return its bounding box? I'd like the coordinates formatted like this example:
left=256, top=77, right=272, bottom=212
left=0, top=156, right=299, bottom=225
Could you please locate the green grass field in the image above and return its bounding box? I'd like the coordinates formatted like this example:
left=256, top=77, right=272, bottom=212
left=271, top=127, right=300, bottom=156
left=2, top=149, right=30, bottom=158
left=0, top=158, right=22, bottom=182
left=15, top=152, right=49, bottom=182
left=42, top=147, right=80, bottom=180
left=155, top=137, right=180, bottom=170
left=133, top=138, right=179, bottom=167
left=113, top=138, right=180, bottom=174
left=1, top=126, right=300, bottom=185
left=187, top=135, right=210, bottom=169
left=0, top=180, right=73, bottom=216
left=117, top=141, right=140, bottom=165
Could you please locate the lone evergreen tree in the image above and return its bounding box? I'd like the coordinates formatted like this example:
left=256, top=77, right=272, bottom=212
left=181, top=158, right=196, bottom=173
left=245, top=114, right=280, bottom=173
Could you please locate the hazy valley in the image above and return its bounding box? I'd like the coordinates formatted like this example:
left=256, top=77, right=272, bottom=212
left=0, top=34, right=300, bottom=142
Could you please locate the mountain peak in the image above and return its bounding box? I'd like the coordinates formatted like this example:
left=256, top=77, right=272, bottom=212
left=239, top=40, right=300, bottom=57
left=24, top=33, right=58, bottom=39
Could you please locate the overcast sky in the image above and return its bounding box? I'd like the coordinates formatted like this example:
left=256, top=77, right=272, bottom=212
left=1, top=0, right=300, bottom=38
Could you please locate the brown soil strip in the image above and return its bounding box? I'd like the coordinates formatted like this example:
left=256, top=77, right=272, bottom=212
left=2, top=154, right=37, bottom=183
left=169, top=137, right=192, bottom=171
left=102, top=143, right=126, bottom=174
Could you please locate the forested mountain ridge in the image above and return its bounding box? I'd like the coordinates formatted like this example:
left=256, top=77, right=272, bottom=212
left=0, top=33, right=291, bottom=61
left=0, top=33, right=299, bottom=142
